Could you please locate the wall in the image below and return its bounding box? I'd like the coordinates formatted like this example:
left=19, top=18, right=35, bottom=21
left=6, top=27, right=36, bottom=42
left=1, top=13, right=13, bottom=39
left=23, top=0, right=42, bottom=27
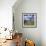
left=0, top=0, right=16, bottom=30
left=41, top=0, right=46, bottom=46
left=13, top=0, right=42, bottom=46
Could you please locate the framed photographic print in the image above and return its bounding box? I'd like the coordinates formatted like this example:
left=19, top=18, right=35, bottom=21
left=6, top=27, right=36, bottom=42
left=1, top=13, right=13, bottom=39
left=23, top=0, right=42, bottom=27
left=22, top=13, right=37, bottom=28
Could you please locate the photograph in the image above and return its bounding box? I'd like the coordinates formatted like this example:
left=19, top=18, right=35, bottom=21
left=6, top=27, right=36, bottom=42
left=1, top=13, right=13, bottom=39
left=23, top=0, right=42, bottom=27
left=22, top=13, right=37, bottom=28
left=0, top=0, right=45, bottom=46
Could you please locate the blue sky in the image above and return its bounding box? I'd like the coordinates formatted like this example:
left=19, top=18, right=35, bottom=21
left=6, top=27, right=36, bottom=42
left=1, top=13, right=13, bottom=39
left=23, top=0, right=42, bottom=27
left=24, top=15, right=34, bottom=20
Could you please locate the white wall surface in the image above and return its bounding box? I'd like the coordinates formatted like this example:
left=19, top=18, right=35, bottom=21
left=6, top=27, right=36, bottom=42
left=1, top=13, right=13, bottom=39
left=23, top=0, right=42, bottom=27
left=41, top=0, right=46, bottom=46
left=13, top=0, right=46, bottom=46
left=0, top=0, right=16, bottom=30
